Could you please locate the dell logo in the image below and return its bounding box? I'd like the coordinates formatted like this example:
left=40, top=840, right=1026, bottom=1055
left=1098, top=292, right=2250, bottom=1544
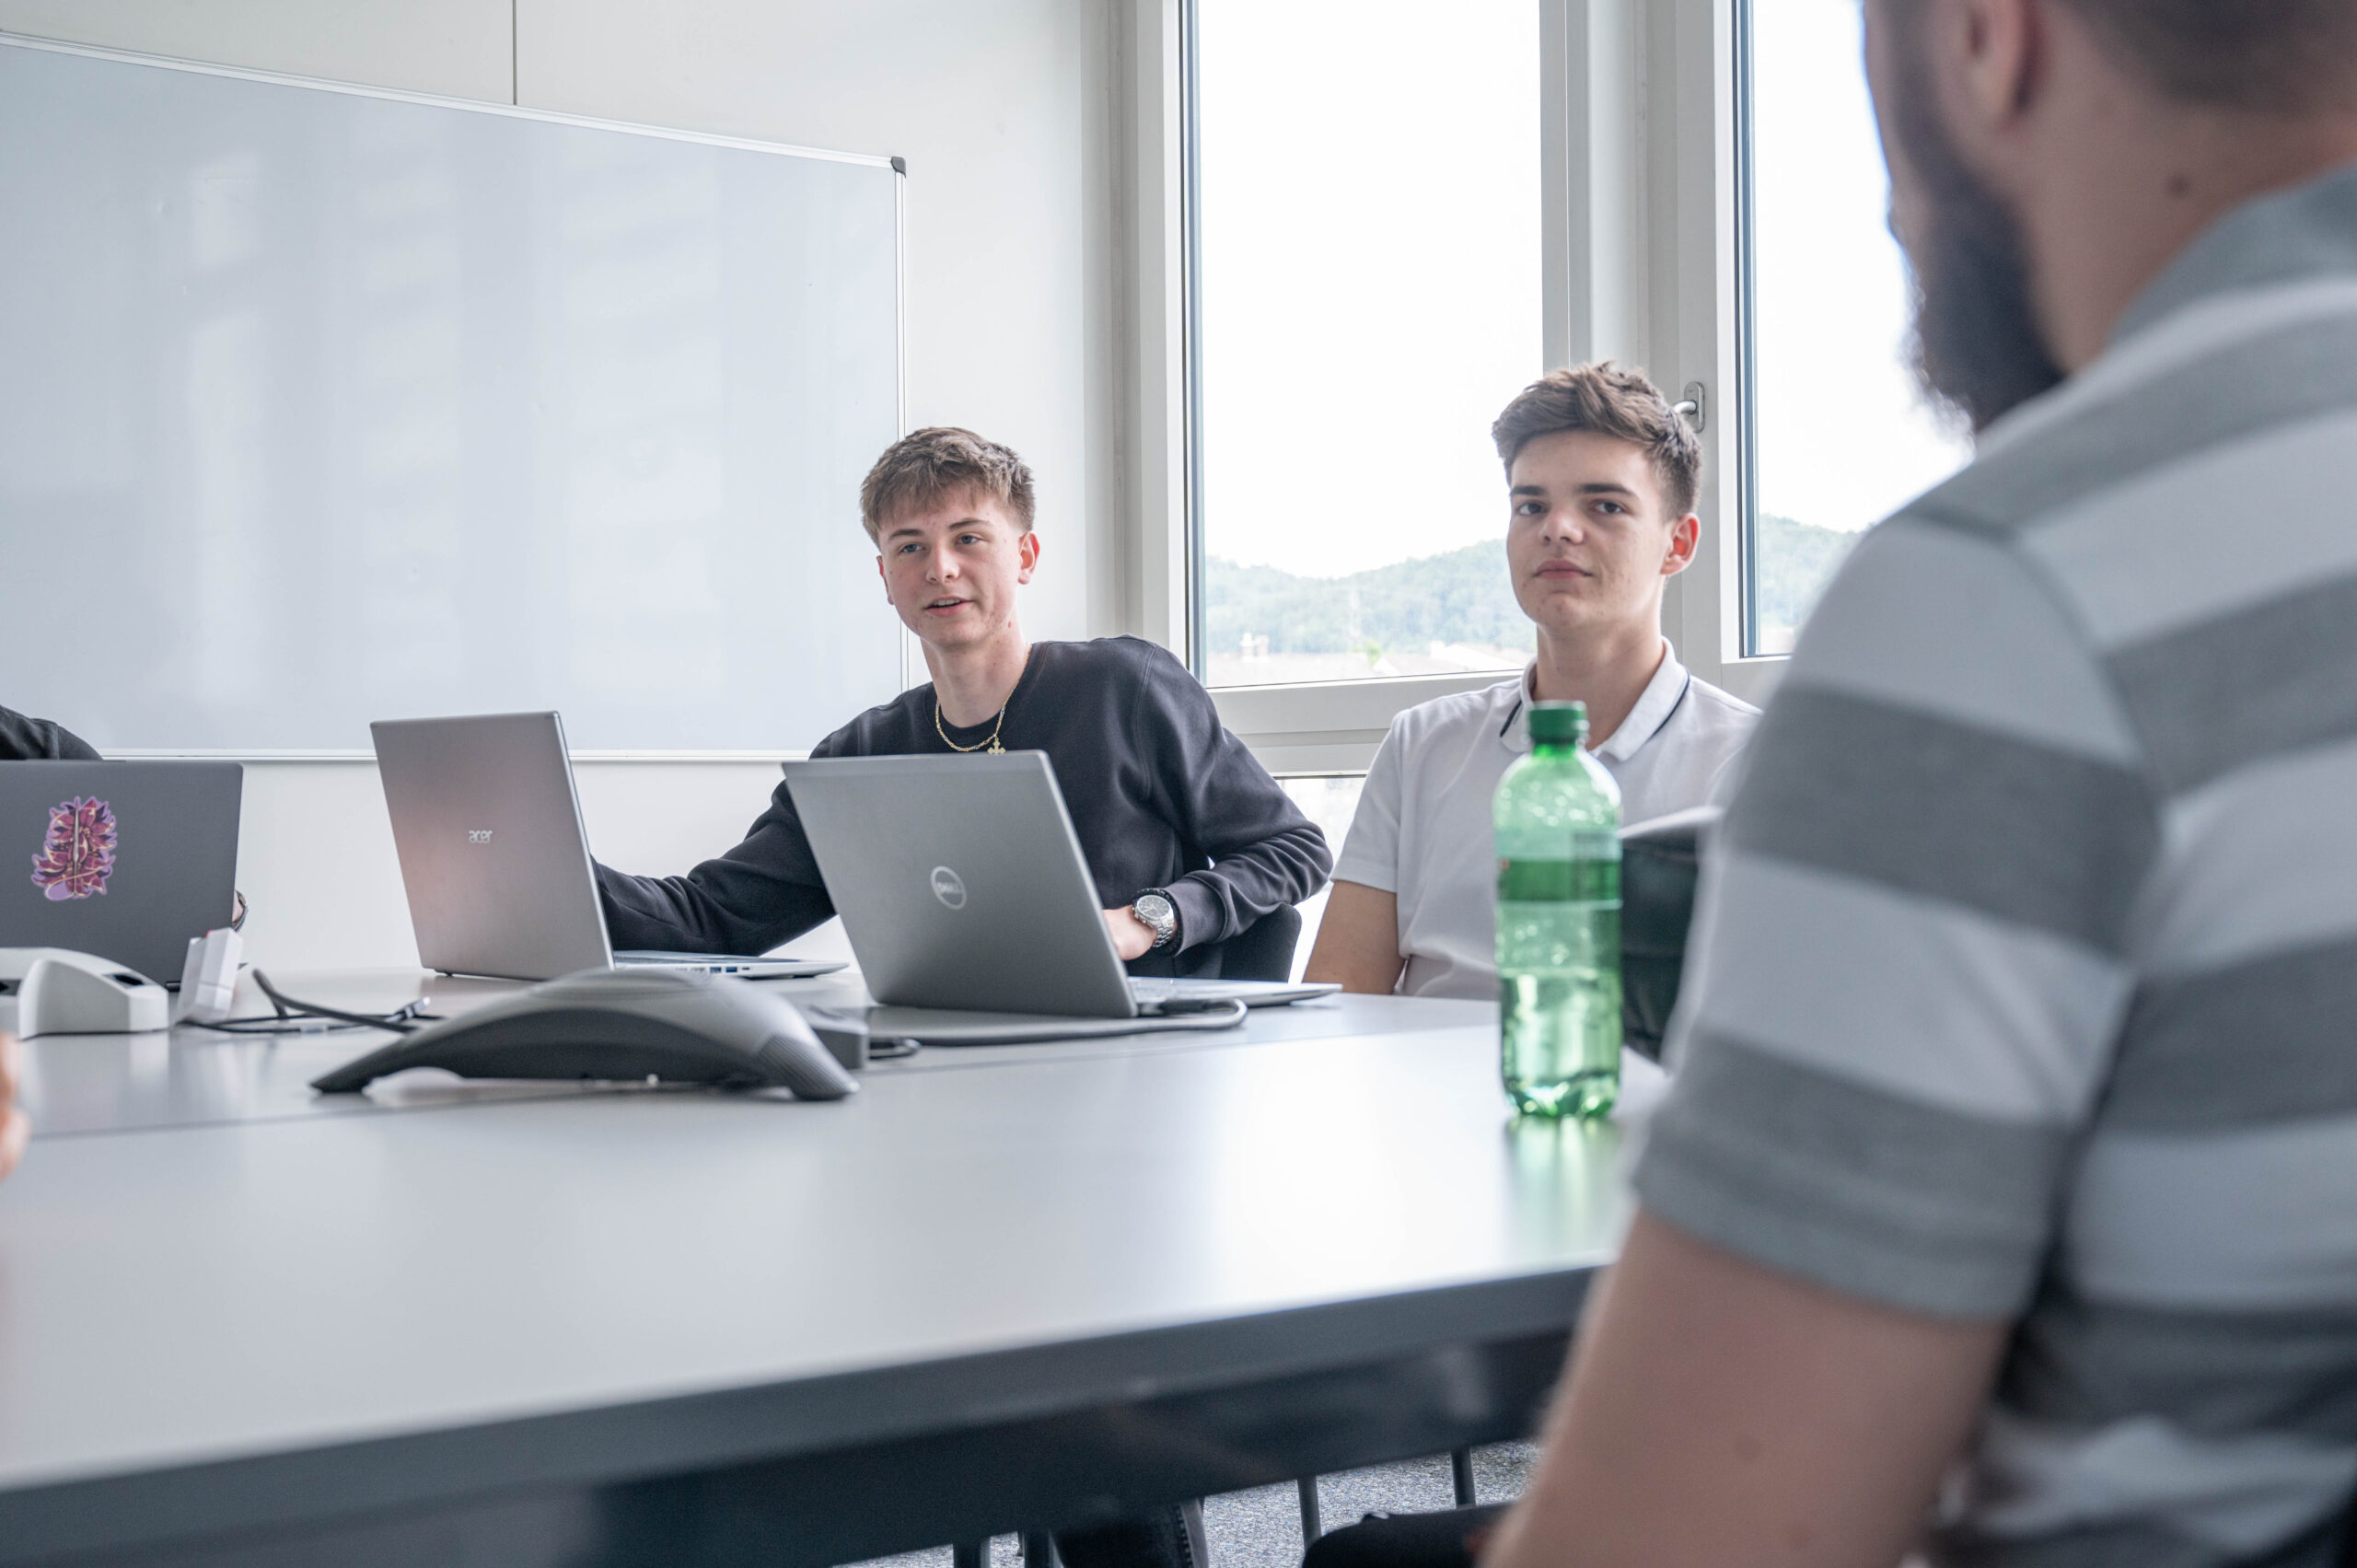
left=467, top=829, right=494, bottom=844
left=929, top=865, right=967, bottom=911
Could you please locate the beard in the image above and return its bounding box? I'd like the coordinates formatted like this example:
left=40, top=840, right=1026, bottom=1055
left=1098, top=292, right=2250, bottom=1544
left=1880, top=10, right=2066, bottom=432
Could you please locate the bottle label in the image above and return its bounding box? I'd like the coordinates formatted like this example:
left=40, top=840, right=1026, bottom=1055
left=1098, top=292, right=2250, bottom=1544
left=1493, top=826, right=1620, bottom=859
left=1496, top=854, right=1620, bottom=904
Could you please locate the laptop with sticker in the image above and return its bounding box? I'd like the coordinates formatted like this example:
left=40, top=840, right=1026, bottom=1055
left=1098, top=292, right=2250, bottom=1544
left=0, top=761, right=243, bottom=984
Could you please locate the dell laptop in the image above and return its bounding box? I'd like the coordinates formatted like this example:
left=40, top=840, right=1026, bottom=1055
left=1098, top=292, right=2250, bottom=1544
left=371, top=712, right=842, bottom=983
left=0, top=761, right=242, bottom=984
left=781, top=751, right=1336, bottom=1031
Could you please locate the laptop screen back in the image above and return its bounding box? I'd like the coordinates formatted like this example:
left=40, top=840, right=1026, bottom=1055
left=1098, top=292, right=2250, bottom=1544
left=783, top=752, right=1136, bottom=1017
left=0, top=761, right=242, bottom=982
left=371, top=713, right=612, bottom=981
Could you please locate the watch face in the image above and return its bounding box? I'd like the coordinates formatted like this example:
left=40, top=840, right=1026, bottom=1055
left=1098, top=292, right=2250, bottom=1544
left=1136, top=893, right=1174, bottom=927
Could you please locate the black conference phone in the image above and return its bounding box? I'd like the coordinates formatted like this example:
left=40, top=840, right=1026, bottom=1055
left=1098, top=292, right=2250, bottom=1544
left=310, top=968, right=858, bottom=1098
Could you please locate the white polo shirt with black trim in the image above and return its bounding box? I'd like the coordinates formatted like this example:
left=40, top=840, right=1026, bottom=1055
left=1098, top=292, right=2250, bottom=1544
left=1332, top=640, right=1758, bottom=1001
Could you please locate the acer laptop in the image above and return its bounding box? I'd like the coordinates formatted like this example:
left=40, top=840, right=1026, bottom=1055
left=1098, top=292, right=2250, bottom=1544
left=371, top=713, right=842, bottom=983
left=0, top=761, right=242, bottom=984
left=781, top=751, right=1335, bottom=1038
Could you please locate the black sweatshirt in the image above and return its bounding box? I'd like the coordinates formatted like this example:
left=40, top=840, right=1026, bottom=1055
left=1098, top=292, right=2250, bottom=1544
left=0, top=705, right=100, bottom=761
left=595, top=637, right=1332, bottom=978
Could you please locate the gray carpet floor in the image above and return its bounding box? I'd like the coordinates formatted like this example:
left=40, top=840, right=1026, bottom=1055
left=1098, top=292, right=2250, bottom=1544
left=846, top=1443, right=1539, bottom=1568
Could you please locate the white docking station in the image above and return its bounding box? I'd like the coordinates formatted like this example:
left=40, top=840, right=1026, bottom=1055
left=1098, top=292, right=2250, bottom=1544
left=0, top=948, right=172, bottom=1037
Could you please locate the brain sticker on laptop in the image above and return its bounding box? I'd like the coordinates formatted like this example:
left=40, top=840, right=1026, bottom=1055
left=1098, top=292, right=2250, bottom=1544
left=30, top=796, right=116, bottom=900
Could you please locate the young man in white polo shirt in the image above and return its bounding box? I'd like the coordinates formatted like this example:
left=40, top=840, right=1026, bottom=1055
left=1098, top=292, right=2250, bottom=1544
left=1304, top=364, right=1756, bottom=999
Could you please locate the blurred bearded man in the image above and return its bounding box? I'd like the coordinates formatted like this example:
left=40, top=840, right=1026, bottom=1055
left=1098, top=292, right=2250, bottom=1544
left=1353, top=5, right=2357, bottom=1567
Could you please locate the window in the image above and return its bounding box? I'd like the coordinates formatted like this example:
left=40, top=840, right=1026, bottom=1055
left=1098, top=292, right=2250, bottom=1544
left=1741, top=0, right=1971, bottom=656
left=1187, top=0, right=1543, bottom=689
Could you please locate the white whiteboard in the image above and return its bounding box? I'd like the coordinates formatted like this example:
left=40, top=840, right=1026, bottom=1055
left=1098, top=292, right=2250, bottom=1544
left=0, top=33, right=904, bottom=755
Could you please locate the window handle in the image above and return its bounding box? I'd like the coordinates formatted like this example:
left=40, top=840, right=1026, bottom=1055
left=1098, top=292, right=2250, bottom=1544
left=1673, top=381, right=1707, bottom=433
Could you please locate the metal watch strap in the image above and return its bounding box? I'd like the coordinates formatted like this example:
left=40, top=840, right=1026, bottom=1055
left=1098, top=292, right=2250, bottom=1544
left=1133, top=889, right=1179, bottom=951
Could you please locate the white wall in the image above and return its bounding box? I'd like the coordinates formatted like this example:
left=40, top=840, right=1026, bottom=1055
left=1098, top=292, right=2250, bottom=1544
left=0, top=0, right=1127, bottom=970
left=0, top=0, right=514, bottom=99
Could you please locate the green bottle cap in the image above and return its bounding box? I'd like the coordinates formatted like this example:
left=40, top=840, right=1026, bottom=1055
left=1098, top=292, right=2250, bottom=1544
left=1527, top=701, right=1587, bottom=746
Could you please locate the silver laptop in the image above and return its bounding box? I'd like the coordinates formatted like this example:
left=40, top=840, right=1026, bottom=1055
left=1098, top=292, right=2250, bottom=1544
left=781, top=751, right=1336, bottom=1024
left=0, top=761, right=243, bottom=985
left=371, top=713, right=842, bottom=983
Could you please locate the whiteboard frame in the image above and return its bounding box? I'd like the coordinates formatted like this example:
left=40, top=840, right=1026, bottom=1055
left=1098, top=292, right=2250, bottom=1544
left=1, top=29, right=909, bottom=762
left=102, top=750, right=819, bottom=763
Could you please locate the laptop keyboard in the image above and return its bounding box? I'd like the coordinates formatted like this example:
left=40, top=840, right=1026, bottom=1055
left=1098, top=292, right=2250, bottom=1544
left=1129, top=978, right=1271, bottom=1003
left=612, top=951, right=827, bottom=976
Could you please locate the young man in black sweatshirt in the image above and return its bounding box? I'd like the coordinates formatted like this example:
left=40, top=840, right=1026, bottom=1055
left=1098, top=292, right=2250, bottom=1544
left=599, top=426, right=1324, bottom=1568
left=595, top=425, right=1331, bottom=978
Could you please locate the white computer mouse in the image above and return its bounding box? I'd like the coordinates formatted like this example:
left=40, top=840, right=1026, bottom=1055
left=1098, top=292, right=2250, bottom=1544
left=0, top=948, right=171, bottom=1037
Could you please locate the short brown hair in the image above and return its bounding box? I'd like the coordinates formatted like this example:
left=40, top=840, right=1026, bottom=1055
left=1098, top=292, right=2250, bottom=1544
left=2060, top=0, right=2357, bottom=112
left=1491, top=364, right=1701, bottom=518
left=858, top=426, right=1037, bottom=544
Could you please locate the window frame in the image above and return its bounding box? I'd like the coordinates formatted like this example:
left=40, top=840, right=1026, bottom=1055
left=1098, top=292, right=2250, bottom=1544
left=1731, top=0, right=1765, bottom=659
left=1179, top=0, right=1210, bottom=680
left=1122, top=0, right=1782, bottom=773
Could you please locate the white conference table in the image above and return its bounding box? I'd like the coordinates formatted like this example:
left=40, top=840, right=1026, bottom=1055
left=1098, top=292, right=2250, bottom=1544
left=0, top=970, right=1631, bottom=1568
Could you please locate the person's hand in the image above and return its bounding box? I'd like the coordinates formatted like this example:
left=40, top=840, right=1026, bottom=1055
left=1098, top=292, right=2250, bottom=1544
left=0, top=1032, right=27, bottom=1183
left=1102, top=907, right=1156, bottom=961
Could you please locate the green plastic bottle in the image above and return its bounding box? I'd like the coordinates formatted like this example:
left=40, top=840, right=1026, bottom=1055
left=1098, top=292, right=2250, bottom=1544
left=1493, top=701, right=1623, bottom=1119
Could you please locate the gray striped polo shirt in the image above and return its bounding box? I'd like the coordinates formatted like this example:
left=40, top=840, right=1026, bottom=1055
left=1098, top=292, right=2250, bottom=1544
left=1636, top=161, right=2357, bottom=1568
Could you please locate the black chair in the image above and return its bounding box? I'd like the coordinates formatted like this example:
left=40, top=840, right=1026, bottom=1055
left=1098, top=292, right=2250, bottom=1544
left=1217, top=904, right=1304, bottom=981
left=1306, top=1457, right=2357, bottom=1567
left=1295, top=1448, right=1485, bottom=1552
left=1302, top=1501, right=1508, bottom=1568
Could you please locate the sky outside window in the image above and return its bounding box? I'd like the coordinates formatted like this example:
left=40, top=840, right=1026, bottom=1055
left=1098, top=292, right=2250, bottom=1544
left=1195, top=0, right=1542, bottom=688
left=1747, top=0, right=1972, bottom=654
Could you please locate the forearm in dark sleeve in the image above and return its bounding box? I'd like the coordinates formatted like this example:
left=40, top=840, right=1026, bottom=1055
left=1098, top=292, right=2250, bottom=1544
left=594, top=781, right=836, bottom=955
left=1136, top=660, right=1334, bottom=950
left=1166, top=809, right=1331, bottom=953
left=594, top=859, right=831, bottom=955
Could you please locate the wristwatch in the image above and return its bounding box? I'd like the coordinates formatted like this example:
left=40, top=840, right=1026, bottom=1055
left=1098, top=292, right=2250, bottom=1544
left=1131, top=889, right=1179, bottom=951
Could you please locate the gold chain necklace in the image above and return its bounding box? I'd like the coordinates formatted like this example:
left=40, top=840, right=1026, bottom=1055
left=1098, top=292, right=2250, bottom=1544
left=935, top=699, right=1007, bottom=754
left=935, top=651, right=1028, bottom=755
left=933, top=645, right=1028, bottom=749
